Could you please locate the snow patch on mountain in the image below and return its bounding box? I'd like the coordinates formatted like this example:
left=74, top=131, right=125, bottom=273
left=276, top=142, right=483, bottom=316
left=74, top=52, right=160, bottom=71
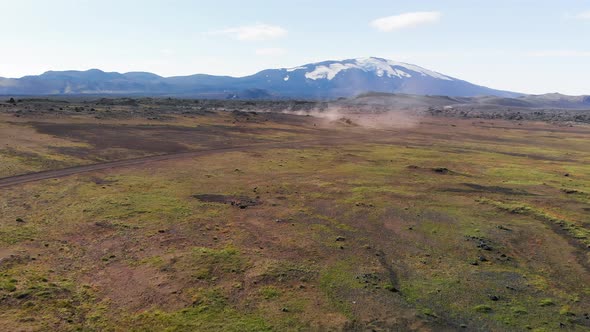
left=305, top=63, right=354, bottom=80
left=286, top=66, right=307, bottom=72
left=355, top=57, right=411, bottom=78
left=386, top=60, right=452, bottom=81
left=303, top=57, right=453, bottom=81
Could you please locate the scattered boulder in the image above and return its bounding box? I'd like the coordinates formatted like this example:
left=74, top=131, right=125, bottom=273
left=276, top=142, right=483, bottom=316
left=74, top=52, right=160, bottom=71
left=432, top=167, right=453, bottom=174
left=193, top=194, right=261, bottom=209
left=561, top=188, right=581, bottom=194
left=230, top=198, right=259, bottom=209
left=478, top=242, right=493, bottom=251
left=465, top=236, right=496, bottom=252
left=356, top=273, right=382, bottom=289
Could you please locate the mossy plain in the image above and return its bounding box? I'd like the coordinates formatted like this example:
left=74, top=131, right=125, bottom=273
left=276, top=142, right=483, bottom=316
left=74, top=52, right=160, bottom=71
left=0, top=106, right=589, bottom=331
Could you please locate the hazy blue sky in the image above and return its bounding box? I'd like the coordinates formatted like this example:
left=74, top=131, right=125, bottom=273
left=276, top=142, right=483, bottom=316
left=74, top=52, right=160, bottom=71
left=2, top=0, right=589, bottom=94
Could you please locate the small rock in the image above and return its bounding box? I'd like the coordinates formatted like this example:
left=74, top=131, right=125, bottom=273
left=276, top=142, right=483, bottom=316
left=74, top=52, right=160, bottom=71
left=477, top=240, right=493, bottom=251
left=281, top=307, right=289, bottom=312
left=335, top=236, right=346, bottom=242
left=488, top=295, right=499, bottom=301
left=16, top=218, right=25, bottom=223
left=433, top=167, right=451, bottom=174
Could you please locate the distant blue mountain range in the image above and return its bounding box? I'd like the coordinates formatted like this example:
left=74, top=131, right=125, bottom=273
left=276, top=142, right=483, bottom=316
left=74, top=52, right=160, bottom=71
left=0, top=57, right=522, bottom=99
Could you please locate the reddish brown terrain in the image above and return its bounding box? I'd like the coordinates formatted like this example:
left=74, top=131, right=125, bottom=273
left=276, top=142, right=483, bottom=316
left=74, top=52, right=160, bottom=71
left=0, top=98, right=589, bottom=331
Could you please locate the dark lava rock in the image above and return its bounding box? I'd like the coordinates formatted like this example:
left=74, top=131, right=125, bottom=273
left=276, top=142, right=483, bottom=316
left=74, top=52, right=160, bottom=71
left=465, top=236, right=495, bottom=251
left=562, top=188, right=582, bottom=194
left=193, top=194, right=260, bottom=209
left=477, top=241, right=493, bottom=251
left=231, top=198, right=259, bottom=209
left=432, top=167, right=451, bottom=174
left=357, top=273, right=382, bottom=288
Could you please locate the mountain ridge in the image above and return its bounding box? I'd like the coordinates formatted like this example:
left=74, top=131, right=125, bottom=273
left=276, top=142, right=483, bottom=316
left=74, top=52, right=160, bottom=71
left=0, top=57, right=570, bottom=99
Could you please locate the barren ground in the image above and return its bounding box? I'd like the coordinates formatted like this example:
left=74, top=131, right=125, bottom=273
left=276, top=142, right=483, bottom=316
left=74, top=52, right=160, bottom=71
left=0, top=98, right=589, bottom=331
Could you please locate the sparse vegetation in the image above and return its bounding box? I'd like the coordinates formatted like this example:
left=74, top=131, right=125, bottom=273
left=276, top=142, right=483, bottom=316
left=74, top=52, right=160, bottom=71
left=0, top=98, right=588, bottom=330
left=474, top=304, right=493, bottom=313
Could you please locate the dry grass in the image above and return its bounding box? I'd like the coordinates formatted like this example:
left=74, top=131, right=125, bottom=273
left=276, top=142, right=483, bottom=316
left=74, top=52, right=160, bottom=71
left=0, top=106, right=589, bottom=331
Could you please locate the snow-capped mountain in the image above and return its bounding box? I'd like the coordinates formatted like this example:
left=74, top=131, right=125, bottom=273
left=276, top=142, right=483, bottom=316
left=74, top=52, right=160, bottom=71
left=0, top=57, right=519, bottom=98
left=297, top=57, right=453, bottom=81
left=239, top=57, right=518, bottom=98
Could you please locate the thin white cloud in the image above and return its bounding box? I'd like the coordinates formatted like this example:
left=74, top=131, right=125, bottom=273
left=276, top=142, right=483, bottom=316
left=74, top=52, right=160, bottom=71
left=370, top=12, right=441, bottom=32
left=528, top=50, right=590, bottom=57
left=210, top=23, right=287, bottom=41
left=573, top=10, right=590, bottom=20
left=255, top=48, right=287, bottom=56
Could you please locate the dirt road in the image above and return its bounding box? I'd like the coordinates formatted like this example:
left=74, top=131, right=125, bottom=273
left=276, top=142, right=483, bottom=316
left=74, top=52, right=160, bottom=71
left=0, top=136, right=363, bottom=189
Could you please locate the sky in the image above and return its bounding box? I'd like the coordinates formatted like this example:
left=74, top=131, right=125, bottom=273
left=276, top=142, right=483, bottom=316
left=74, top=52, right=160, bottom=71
left=1, top=0, right=589, bottom=95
